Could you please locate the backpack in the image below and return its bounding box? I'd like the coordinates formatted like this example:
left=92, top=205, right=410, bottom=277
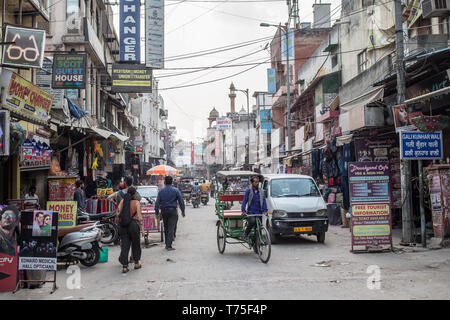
left=119, top=194, right=133, bottom=227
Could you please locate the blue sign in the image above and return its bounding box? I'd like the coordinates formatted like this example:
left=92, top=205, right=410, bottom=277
left=281, top=29, right=294, bottom=61
left=260, top=109, right=272, bottom=133
left=267, top=68, right=276, bottom=94
left=400, top=131, right=443, bottom=160
left=120, top=0, right=141, bottom=62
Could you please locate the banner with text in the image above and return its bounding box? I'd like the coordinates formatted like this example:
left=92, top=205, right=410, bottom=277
left=52, top=54, right=87, bottom=89
left=267, top=68, right=276, bottom=94
left=46, top=201, right=77, bottom=228
left=120, top=0, right=140, bottom=62
left=400, top=131, right=443, bottom=160
left=145, top=0, right=164, bottom=68
left=19, top=210, right=58, bottom=271
left=111, top=64, right=152, bottom=93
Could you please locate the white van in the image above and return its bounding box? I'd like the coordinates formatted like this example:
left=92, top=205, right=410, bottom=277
left=261, top=174, right=329, bottom=243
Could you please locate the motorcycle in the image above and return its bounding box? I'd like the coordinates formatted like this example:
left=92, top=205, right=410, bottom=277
left=77, top=209, right=118, bottom=245
left=201, top=192, right=209, bottom=205
left=191, top=193, right=200, bottom=208
left=57, top=222, right=104, bottom=267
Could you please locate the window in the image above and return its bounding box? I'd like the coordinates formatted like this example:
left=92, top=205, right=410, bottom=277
left=270, top=178, right=320, bottom=197
left=66, top=0, right=80, bottom=19
left=358, top=50, right=368, bottom=74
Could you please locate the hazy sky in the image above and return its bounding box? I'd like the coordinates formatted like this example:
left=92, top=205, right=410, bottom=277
left=114, top=0, right=341, bottom=143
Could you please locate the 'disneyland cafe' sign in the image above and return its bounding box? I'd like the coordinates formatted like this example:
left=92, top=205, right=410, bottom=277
left=46, top=201, right=77, bottom=228
left=52, top=53, right=87, bottom=89
left=2, top=25, right=46, bottom=68
left=349, top=162, right=392, bottom=251
left=0, top=70, right=53, bottom=124
left=120, top=0, right=140, bottom=62
left=111, top=64, right=152, bottom=93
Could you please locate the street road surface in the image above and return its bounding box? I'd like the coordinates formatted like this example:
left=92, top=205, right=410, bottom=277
left=3, top=201, right=450, bottom=300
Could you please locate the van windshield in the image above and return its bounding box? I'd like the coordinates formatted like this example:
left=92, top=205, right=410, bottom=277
left=270, top=178, right=320, bottom=198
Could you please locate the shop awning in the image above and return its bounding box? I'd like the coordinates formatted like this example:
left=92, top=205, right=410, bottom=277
left=110, top=132, right=129, bottom=142
left=340, top=87, right=384, bottom=112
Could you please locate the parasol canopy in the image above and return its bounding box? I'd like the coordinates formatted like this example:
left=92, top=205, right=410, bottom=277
left=146, top=164, right=179, bottom=176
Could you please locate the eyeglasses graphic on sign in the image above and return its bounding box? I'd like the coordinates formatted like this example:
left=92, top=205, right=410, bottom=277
left=6, top=34, right=40, bottom=62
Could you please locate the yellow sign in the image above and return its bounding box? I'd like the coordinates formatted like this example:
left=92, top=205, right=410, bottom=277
left=0, top=70, right=53, bottom=124
left=294, top=227, right=313, bottom=232
left=352, top=204, right=390, bottom=216
left=47, top=201, right=77, bottom=228
left=353, top=225, right=390, bottom=237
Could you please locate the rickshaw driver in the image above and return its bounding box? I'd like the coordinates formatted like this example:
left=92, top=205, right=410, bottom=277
left=241, top=176, right=268, bottom=240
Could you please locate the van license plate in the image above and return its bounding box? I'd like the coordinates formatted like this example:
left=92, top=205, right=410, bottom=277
left=294, top=227, right=312, bottom=232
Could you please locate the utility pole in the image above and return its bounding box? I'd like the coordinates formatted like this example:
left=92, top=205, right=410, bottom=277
left=285, top=23, right=291, bottom=153
left=394, top=0, right=413, bottom=244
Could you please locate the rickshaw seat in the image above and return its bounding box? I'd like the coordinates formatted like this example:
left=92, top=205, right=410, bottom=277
left=218, top=194, right=245, bottom=202
left=222, top=210, right=244, bottom=217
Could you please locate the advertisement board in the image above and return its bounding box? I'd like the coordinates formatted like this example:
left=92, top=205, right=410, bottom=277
left=120, top=0, right=140, bottom=62
left=111, top=64, right=152, bottom=93
left=267, top=68, right=276, bottom=94
left=349, top=162, right=392, bottom=251
left=216, top=117, right=231, bottom=130
left=52, top=54, right=87, bottom=89
left=36, top=57, right=64, bottom=110
left=0, top=70, right=53, bottom=124
left=2, top=26, right=45, bottom=68
left=46, top=201, right=77, bottom=229
left=400, top=131, right=443, bottom=160
left=0, top=205, right=19, bottom=291
left=19, top=210, right=58, bottom=271
left=145, top=0, right=164, bottom=68
left=260, top=109, right=272, bottom=134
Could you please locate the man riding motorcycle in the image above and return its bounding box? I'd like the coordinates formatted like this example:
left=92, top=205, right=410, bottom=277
left=200, top=180, right=210, bottom=203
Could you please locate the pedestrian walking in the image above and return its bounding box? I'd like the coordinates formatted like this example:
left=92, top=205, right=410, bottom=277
left=115, top=187, right=143, bottom=273
left=73, top=180, right=86, bottom=211
left=155, top=176, right=185, bottom=251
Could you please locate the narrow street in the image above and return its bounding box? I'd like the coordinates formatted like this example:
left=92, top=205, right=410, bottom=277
left=3, top=201, right=450, bottom=300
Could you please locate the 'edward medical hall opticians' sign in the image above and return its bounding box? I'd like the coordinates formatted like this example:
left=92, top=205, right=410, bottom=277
left=120, top=0, right=140, bottom=62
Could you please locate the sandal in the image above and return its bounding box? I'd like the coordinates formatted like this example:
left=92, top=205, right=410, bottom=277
left=122, top=266, right=129, bottom=273
left=134, top=262, right=142, bottom=270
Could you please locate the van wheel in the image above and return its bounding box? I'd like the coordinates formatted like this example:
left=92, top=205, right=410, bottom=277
left=317, top=232, right=325, bottom=243
left=268, top=225, right=281, bottom=244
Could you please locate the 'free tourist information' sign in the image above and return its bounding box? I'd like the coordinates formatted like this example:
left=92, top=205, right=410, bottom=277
left=400, top=131, right=443, bottom=160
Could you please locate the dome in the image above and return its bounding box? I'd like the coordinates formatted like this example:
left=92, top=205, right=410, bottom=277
left=209, top=107, right=219, bottom=118
left=239, top=107, right=247, bottom=115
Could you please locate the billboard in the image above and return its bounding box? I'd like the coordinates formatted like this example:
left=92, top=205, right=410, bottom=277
left=260, top=109, right=272, bottom=134
left=52, top=54, right=87, bottom=89
left=111, top=64, right=152, bottom=93
left=267, top=68, right=276, bottom=94
left=145, top=0, right=164, bottom=68
left=2, top=26, right=45, bottom=68
left=216, top=117, right=231, bottom=130
left=0, top=70, right=53, bottom=124
left=120, top=0, right=141, bottom=62
left=36, top=57, right=64, bottom=110
left=281, top=29, right=294, bottom=65
left=46, top=201, right=77, bottom=229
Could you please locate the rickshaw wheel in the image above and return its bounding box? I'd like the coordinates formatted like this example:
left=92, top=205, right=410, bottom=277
left=217, top=223, right=226, bottom=254
left=257, top=226, right=271, bottom=264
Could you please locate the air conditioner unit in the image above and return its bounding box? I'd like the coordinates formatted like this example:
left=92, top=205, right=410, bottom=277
left=422, top=0, right=450, bottom=18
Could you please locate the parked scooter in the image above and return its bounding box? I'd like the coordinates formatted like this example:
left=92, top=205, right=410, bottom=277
left=191, top=193, right=200, bottom=208
left=77, top=209, right=118, bottom=245
left=201, top=192, right=209, bottom=205
left=57, top=222, right=104, bottom=267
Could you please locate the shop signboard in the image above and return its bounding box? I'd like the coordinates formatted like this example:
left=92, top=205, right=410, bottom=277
left=400, top=131, right=443, bottom=160
left=349, top=162, right=392, bottom=251
left=120, top=0, right=140, bottom=62
left=51, top=53, right=87, bottom=89
left=216, top=117, right=231, bottom=130
left=111, top=64, right=152, bottom=93
left=19, top=131, right=53, bottom=171
left=281, top=29, right=294, bottom=65
left=0, top=205, right=19, bottom=291
left=46, top=201, right=77, bottom=229
left=260, top=109, right=272, bottom=134
left=0, top=70, right=53, bottom=125
left=145, top=0, right=164, bottom=68
left=19, top=210, right=58, bottom=271
left=2, top=26, right=46, bottom=68
left=267, top=68, right=276, bottom=94
left=36, top=57, right=64, bottom=109
left=0, top=110, right=10, bottom=156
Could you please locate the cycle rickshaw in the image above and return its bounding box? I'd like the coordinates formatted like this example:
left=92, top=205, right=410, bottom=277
left=214, top=171, right=271, bottom=263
